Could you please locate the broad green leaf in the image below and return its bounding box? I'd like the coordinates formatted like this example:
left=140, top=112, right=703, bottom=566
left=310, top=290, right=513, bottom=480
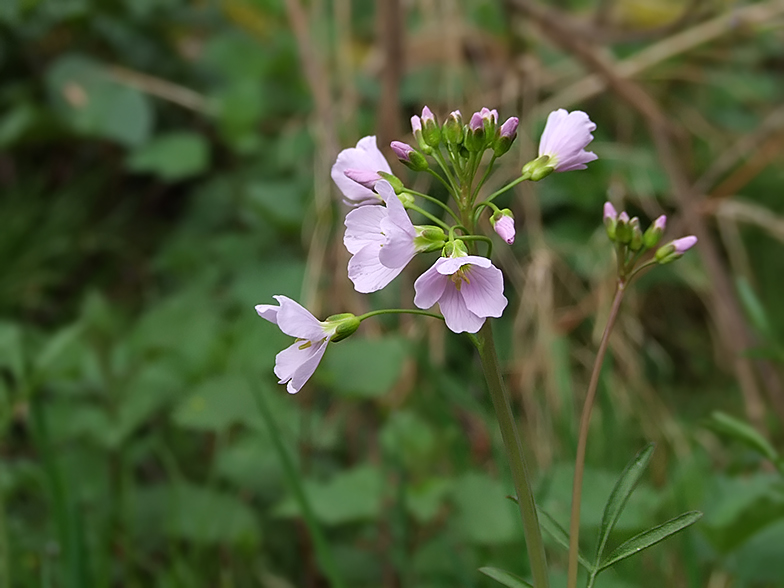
left=34, top=322, right=84, bottom=376
left=598, top=511, right=703, bottom=572
left=595, top=443, right=655, bottom=565
left=45, top=54, right=153, bottom=146
left=478, top=567, right=533, bottom=588
left=322, top=336, right=409, bottom=399
left=726, top=519, right=784, bottom=583
left=133, top=483, right=260, bottom=546
left=172, top=374, right=260, bottom=432
left=537, top=507, right=593, bottom=571
left=708, top=411, right=779, bottom=462
left=379, top=410, right=436, bottom=471
left=274, top=466, right=384, bottom=526
left=452, top=472, right=518, bottom=545
left=127, top=132, right=209, bottom=181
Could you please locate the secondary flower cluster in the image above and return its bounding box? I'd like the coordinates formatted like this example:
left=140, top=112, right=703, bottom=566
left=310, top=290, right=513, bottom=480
left=256, top=105, right=695, bottom=395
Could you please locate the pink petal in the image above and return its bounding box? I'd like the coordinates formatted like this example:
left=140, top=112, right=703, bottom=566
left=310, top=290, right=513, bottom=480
left=378, top=192, right=416, bottom=269
left=459, top=264, right=507, bottom=318
left=413, top=263, right=448, bottom=309
left=435, top=255, right=492, bottom=275
left=255, top=304, right=279, bottom=324
left=344, top=205, right=387, bottom=254
left=374, top=180, right=396, bottom=204
left=274, top=338, right=329, bottom=394
left=274, top=295, right=327, bottom=340
left=348, top=244, right=403, bottom=293
left=438, top=284, right=486, bottom=334
left=538, top=109, right=598, bottom=172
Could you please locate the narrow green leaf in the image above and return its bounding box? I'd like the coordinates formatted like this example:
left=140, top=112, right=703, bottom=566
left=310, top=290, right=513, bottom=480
left=479, top=567, right=534, bottom=588
left=537, top=507, right=593, bottom=571
left=736, top=277, right=773, bottom=340
left=595, top=443, right=655, bottom=566
left=708, top=411, right=779, bottom=463
left=598, top=511, right=703, bottom=572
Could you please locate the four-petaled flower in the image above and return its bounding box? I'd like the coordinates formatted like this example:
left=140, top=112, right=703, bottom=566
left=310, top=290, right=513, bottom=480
left=539, top=109, right=598, bottom=172
left=343, top=181, right=419, bottom=293
left=255, top=296, right=338, bottom=394
left=331, top=136, right=392, bottom=205
left=414, top=255, right=508, bottom=334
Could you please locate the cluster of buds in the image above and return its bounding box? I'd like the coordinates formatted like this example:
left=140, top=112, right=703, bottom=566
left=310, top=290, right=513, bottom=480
left=603, top=202, right=697, bottom=279
left=393, top=106, right=521, bottom=172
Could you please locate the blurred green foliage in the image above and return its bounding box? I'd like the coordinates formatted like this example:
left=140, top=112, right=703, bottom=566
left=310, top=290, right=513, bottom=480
left=1, top=0, right=784, bottom=587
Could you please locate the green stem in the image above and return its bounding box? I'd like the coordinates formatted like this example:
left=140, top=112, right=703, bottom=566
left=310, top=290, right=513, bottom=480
left=459, top=235, right=493, bottom=257
left=426, top=168, right=456, bottom=195
left=566, top=281, right=626, bottom=588
left=405, top=189, right=462, bottom=224
left=357, top=309, right=444, bottom=322
left=475, top=322, right=550, bottom=588
left=431, top=148, right=460, bottom=195
left=481, top=175, right=528, bottom=207
left=471, top=154, right=497, bottom=203
left=406, top=203, right=451, bottom=231
left=252, top=386, right=347, bottom=588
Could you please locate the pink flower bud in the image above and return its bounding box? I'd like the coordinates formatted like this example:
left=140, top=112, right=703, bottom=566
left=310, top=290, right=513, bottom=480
left=653, top=215, right=667, bottom=231
left=673, top=235, right=697, bottom=254
left=469, top=112, right=484, bottom=131
left=411, top=115, right=422, bottom=134
left=603, top=202, right=618, bottom=222
left=618, top=211, right=630, bottom=224
left=493, top=215, right=515, bottom=244
left=344, top=169, right=383, bottom=190
left=390, top=141, right=415, bottom=162
left=499, top=117, right=519, bottom=139
left=421, top=105, right=436, bottom=124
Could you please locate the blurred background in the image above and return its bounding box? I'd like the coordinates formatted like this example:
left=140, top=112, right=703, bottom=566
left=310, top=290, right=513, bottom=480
left=1, top=0, right=784, bottom=586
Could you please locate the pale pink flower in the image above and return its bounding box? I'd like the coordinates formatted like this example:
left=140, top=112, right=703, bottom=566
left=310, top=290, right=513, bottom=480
left=343, top=181, right=417, bottom=293
left=493, top=215, right=515, bottom=245
left=255, top=296, right=337, bottom=394
left=331, top=136, right=392, bottom=205
left=538, top=109, right=598, bottom=172
left=414, top=255, right=508, bottom=334
left=469, top=107, right=498, bottom=131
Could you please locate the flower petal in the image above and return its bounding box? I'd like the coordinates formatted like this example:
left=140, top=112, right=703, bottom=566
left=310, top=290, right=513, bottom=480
left=274, top=338, right=329, bottom=394
left=538, top=109, right=597, bottom=172
left=460, top=264, right=507, bottom=319
left=378, top=193, right=416, bottom=269
left=274, top=295, right=328, bottom=340
left=348, top=244, right=403, bottom=293
left=413, top=262, right=447, bottom=309
left=344, top=205, right=387, bottom=254
left=435, top=255, right=492, bottom=275
left=255, top=304, right=279, bottom=324
left=438, top=284, right=485, bottom=333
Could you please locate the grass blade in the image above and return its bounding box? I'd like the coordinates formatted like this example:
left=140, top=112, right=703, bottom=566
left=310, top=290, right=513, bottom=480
left=479, top=566, right=534, bottom=588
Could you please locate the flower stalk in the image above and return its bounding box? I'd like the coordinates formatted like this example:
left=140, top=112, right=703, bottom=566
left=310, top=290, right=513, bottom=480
left=475, top=322, right=550, bottom=588
left=566, top=280, right=626, bottom=588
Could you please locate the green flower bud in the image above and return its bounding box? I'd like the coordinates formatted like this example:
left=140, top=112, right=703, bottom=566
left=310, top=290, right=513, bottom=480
left=414, top=225, right=447, bottom=253
left=615, top=212, right=632, bottom=244
left=325, top=313, right=360, bottom=343
left=421, top=106, right=442, bottom=148
left=643, top=215, right=667, bottom=249
left=443, top=110, right=463, bottom=146
left=442, top=239, right=468, bottom=258
left=629, top=217, right=643, bottom=251
left=377, top=172, right=405, bottom=194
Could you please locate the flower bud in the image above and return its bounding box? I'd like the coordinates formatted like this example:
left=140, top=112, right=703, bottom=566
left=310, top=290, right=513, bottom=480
left=420, top=106, right=441, bottom=148
left=377, top=171, right=405, bottom=194
left=629, top=217, right=643, bottom=251
left=615, top=211, right=631, bottom=244
left=603, top=202, right=618, bottom=240
left=324, top=313, right=360, bottom=343
left=443, top=110, right=463, bottom=146
left=643, top=215, right=666, bottom=249
left=344, top=169, right=383, bottom=190
left=397, top=191, right=415, bottom=207
left=390, top=141, right=429, bottom=171
left=493, top=116, right=519, bottom=156
left=490, top=209, right=515, bottom=244
left=655, top=236, right=698, bottom=264
left=414, top=225, right=448, bottom=253
left=411, top=115, right=432, bottom=154
left=442, top=239, right=468, bottom=258
left=465, top=115, right=486, bottom=152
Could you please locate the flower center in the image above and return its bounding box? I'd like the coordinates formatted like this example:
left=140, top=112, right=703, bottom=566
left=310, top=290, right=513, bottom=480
left=450, top=267, right=471, bottom=291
